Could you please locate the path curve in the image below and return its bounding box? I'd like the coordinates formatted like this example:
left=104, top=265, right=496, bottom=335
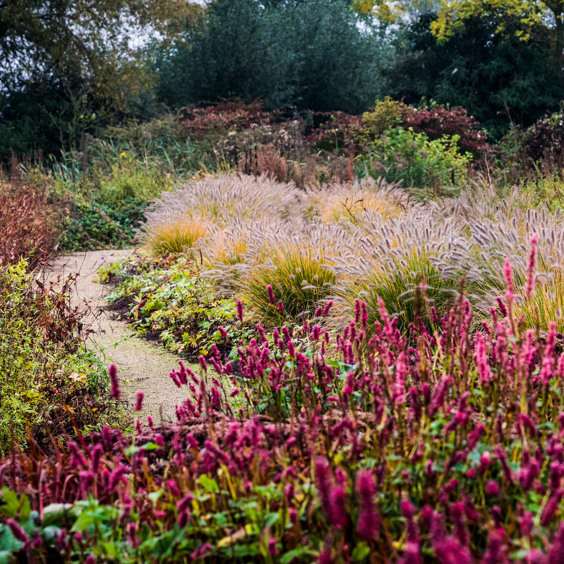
left=44, top=250, right=189, bottom=423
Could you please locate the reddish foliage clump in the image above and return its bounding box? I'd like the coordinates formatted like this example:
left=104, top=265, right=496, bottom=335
left=406, top=105, right=489, bottom=156
left=0, top=172, right=59, bottom=270
left=181, top=100, right=274, bottom=135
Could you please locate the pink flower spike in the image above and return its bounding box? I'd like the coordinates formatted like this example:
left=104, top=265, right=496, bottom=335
left=267, top=284, right=276, bottom=304
left=135, top=391, right=144, bottom=412
left=526, top=234, right=538, bottom=299
left=109, top=363, right=121, bottom=400
left=198, top=355, right=208, bottom=372
left=356, top=469, right=378, bottom=542
left=503, top=257, right=514, bottom=294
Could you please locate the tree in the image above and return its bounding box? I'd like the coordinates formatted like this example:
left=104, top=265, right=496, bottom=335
left=156, top=0, right=392, bottom=114
left=355, top=0, right=564, bottom=55
left=386, top=11, right=563, bottom=137
left=431, top=1, right=564, bottom=56
left=0, top=0, right=201, bottom=158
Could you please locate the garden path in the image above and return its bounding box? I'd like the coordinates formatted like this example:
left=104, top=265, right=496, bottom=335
left=44, top=250, right=189, bottom=423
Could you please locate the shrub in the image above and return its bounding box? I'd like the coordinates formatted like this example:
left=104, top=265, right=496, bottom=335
left=0, top=261, right=115, bottom=452
left=0, top=175, right=59, bottom=270
left=520, top=108, right=564, bottom=171
left=406, top=104, right=489, bottom=157
left=52, top=155, right=176, bottom=251
left=307, top=111, right=363, bottom=154
left=182, top=100, right=274, bottom=137
left=358, top=98, right=415, bottom=144
left=363, top=127, right=472, bottom=194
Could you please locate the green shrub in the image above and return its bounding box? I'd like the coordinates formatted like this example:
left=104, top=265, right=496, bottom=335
left=0, top=261, right=116, bottom=452
left=52, top=155, right=176, bottom=251
left=358, top=98, right=415, bottom=143
left=156, top=0, right=390, bottom=113
left=362, top=127, right=472, bottom=195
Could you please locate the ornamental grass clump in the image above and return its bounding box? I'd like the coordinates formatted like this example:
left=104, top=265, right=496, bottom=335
left=343, top=250, right=459, bottom=333
left=2, top=249, right=564, bottom=562
left=241, top=244, right=336, bottom=325
left=144, top=217, right=209, bottom=257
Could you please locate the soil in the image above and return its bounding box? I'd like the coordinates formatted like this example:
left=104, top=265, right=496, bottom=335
left=43, top=249, right=194, bottom=423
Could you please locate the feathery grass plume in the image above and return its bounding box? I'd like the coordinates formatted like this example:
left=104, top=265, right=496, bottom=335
left=144, top=217, right=209, bottom=258
left=143, top=173, right=303, bottom=231
left=200, top=217, right=293, bottom=276
left=304, top=177, right=407, bottom=224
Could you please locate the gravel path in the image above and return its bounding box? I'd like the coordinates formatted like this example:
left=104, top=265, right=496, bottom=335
left=43, top=250, right=191, bottom=423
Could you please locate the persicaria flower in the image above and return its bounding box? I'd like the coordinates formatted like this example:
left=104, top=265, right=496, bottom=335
left=198, top=355, right=208, bottom=372
left=356, top=469, right=378, bottom=542
left=267, top=284, right=276, bottom=304
left=268, top=538, right=279, bottom=555
left=526, top=234, right=538, bottom=299
left=135, top=391, right=144, bottom=412
left=6, top=518, right=28, bottom=542
left=109, top=363, right=120, bottom=400
left=485, top=480, right=499, bottom=497
left=237, top=300, right=244, bottom=322
left=503, top=257, right=514, bottom=295
left=540, top=491, right=562, bottom=526
left=289, top=507, right=298, bottom=525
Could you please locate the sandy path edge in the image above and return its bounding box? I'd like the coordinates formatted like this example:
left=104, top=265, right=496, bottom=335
left=43, top=249, right=190, bottom=423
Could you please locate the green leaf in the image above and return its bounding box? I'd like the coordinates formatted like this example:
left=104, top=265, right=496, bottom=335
left=198, top=475, right=219, bottom=493
left=352, top=542, right=371, bottom=562
left=42, top=503, right=73, bottom=527
left=0, top=488, right=30, bottom=522
left=0, top=524, right=23, bottom=554
left=71, top=511, right=96, bottom=532
left=280, top=546, right=318, bottom=564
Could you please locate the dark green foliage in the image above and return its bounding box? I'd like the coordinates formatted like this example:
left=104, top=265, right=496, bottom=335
left=0, top=84, right=78, bottom=161
left=520, top=108, right=564, bottom=168
left=57, top=198, right=146, bottom=252
left=156, top=0, right=389, bottom=114
left=388, top=13, right=564, bottom=139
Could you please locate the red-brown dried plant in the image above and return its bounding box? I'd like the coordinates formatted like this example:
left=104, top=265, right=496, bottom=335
left=0, top=170, right=60, bottom=270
